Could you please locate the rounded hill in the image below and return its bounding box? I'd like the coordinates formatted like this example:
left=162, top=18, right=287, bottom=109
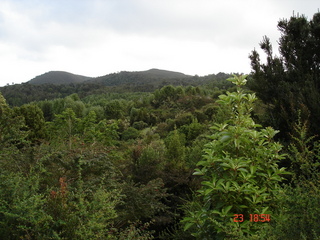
left=28, top=71, right=92, bottom=85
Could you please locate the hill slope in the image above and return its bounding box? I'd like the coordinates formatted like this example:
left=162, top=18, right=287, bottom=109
left=28, top=71, right=92, bottom=85
left=92, top=68, right=192, bottom=87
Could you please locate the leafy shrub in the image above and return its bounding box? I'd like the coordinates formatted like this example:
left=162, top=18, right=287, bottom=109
left=182, top=75, right=290, bottom=239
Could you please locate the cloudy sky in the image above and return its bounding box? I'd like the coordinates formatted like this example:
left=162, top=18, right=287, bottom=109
left=0, top=0, right=318, bottom=86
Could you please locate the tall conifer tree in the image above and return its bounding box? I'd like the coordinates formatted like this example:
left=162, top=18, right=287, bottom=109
left=249, top=12, right=320, bottom=139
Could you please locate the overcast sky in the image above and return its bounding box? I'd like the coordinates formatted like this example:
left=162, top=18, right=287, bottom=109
left=0, top=0, right=319, bottom=86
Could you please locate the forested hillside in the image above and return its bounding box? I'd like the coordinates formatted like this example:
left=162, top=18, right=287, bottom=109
left=0, top=71, right=232, bottom=106
left=0, top=12, right=319, bottom=240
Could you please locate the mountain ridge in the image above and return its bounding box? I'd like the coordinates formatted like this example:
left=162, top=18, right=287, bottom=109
left=27, top=69, right=191, bottom=85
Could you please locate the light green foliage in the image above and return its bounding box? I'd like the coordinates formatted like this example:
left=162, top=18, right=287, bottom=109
left=165, top=129, right=186, bottom=168
left=182, top=75, right=290, bottom=239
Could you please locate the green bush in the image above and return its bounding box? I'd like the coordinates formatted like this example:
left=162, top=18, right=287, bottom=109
left=182, top=75, right=290, bottom=239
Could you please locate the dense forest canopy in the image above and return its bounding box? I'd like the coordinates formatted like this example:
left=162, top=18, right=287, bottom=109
left=0, top=12, right=320, bottom=240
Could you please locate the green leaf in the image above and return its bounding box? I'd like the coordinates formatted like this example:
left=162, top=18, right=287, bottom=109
left=220, top=162, right=231, bottom=169
left=250, top=165, right=257, bottom=174
left=220, top=134, right=231, bottom=142
left=238, top=168, right=248, bottom=173
left=184, top=222, right=194, bottom=231
left=223, top=205, right=233, bottom=214
left=239, top=205, right=248, bottom=209
left=204, top=188, right=213, bottom=196
left=193, top=169, right=204, bottom=175
left=260, top=206, right=269, bottom=214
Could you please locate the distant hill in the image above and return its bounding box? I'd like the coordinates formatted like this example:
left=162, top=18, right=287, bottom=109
left=28, top=71, right=92, bottom=85
left=92, top=68, right=192, bottom=87
left=27, top=69, right=191, bottom=87
left=0, top=68, right=234, bottom=106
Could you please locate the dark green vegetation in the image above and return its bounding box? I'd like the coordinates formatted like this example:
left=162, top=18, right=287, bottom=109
left=249, top=12, right=320, bottom=141
left=0, top=12, right=320, bottom=239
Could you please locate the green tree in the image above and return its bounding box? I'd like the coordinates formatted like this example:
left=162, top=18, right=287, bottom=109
left=65, top=94, right=85, bottom=118
left=79, top=112, right=119, bottom=145
left=121, top=127, right=140, bottom=141
left=249, top=12, right=320, bottom=139
left=52, top=98, right=65, bottom=116
left=79, top=110, right=98, bottom=143
left=14, top=104, right=46, bottom=141
left=165, top=128, right=186, bottom=168
left=179, top=118, right=204, bottom=142
left=50, top=108, right=79, bottom=149
left=104, top=99, right=127, bottom=120
left=37, top=100, right=54, bottom=121
left=183, top=75, right=290, bottom=239
left=0, top=92, right=27, bottom=149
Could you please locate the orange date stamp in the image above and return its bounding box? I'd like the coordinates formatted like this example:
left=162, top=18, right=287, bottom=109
left=233, top=214, right=271, bottom=222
